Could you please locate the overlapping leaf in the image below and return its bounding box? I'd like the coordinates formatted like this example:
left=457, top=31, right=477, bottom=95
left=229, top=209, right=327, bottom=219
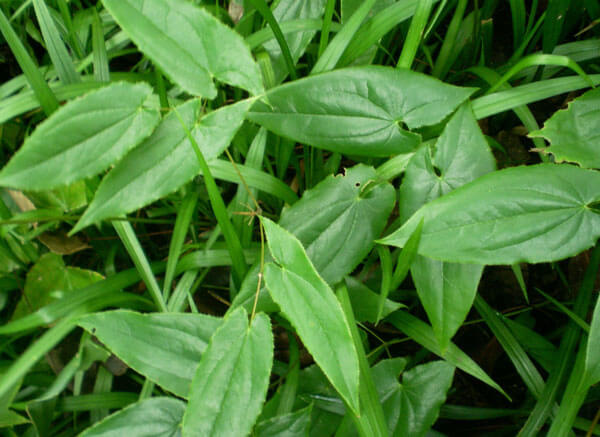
left=182, top=308, right=273, bottom=437
left=0, top=82, right=159, bottom=190
left=261, top=218, right=360, bottom=414
left=78, top=310, right=222, bottom=398
left=381, top=164, right=600, bottom=265
left=73, top=99, right=252, bottom=232
left=102, top=0, right=263, bottom=98
left=247, top=66, right=474, bottom=156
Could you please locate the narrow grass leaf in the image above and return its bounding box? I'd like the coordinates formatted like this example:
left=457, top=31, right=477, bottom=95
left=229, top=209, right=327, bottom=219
left=78, top=310, right=221, bottom=398
left=102, top=0, right=263, bottom=98
left=80, top=397, right=185, bottom=437
left=381, top=164, right=600, bottom=265
left=32, top=0, right=80, bottom=84
left=248, top=66, right=474, bottom=157
left=0, top=82, right=159, bottom=190
left=182, top=308, right=273, bottom=437
left=92, top=10, right=110, bottom=82
left=73, top=99, right=252, bottom=232
left=584, top=293, right=600, bottom=386
left=255, top=406, right=312, bottom=437
left=261, top=217, right=360, bottom=414
left=397, top=0, right=434, bottom=69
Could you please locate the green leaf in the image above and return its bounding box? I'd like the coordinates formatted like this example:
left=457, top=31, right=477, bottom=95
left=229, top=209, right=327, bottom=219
left=80, top=397, right=184, bottom=437
left=530, top=87, right=600, bottom=169
left=0, top=409, right=29, bottom=427
left=12, top=253, right=103, bottom=320
left=74, top=99, right=252, bottom=232
left=584, top=293, right=600, bottom=386
left=102, top=0, right=263, bottom=98
left=0, top=82, right=159, bottom=190
left=78, top=310, right=222, bottom=398
left=345, top=276, right=404, bottom=324
left=247, top=66, right=474, bottom=157
left=400, top=103, right=495, bottom=350
left=254, top=406, right=312, bottom=437
left=261, top=217, right=360, bottom=414
left=372, top=359, right=454, bottom=437
left=279, top=164, right=395, bottom=284
left=182, top=308, right=273, bottom=436
left=380, top=163, right=600, bottom=265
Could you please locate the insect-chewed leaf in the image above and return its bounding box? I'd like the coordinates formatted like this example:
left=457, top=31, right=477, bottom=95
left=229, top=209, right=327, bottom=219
left=72, top=98, right=252, bottom=233
left=78, top=310, right=222, bottom=398
left=182, top=308, right=273, bottom=437
left=530, top=87, right=600, bottom=169
left=381, top=163, right=600, bottom=265
left=102, top=0, right=263, bottom=98
left=80, top=397, right=185, bottom=437
left=0, top=82, right=159, bottom=190
left=247, top=66, right=474, bottom=156
left=261, top=217, right=360, bottom=414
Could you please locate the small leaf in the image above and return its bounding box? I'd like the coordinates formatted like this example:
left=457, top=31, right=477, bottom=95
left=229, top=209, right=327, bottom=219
left=261, top=217, right=360, bottom=414
left=182, top=308, right=273, bottom=437
left=380, top=164, right=600, bottom=265
left=279, top=164, right=395, bottom=284
left=74, top=99, right=252, bottom=232
left=247, top=66, right=474, bottom=156
left=78, top=310, right=222, bottom=398
left=79, top=397, right=185, bottom=437
left=0, top=82, right=159, bottom=190
left=530, top=84, right=600, bottom=168
left=103, top=0, right=263, bottom=98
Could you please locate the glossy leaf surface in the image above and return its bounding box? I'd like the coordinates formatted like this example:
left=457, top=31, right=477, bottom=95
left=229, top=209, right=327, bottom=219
left=381, top=164, right=600, bottom=265
left=102, top=0, right=263, bottom=98
left=80, top=397, right=184, bottom=437
left=74, top=99, right=251, bottom=231
left=400, top=103, right=494, bottom=349
left=279, top=164, right=395, bottom=284
left=0, top=83, right=159, bottom=190
left=78, top=310, right=221, bottom=398
left=530, top=87, right=600, bottom=169
left=182, top=308, right=273, bottom=437
left=247, top=66, right=474, bottom=156
left=261, top=218, right=360, bottom=414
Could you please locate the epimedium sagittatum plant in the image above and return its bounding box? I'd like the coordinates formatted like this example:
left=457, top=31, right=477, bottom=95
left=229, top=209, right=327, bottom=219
left=0, top=0, right=600, bottom=435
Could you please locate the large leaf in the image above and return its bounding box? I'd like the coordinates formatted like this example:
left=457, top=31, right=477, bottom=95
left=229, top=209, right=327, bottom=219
left=0, top=82, right=159, bottom=190
left=78, top=310, right=222, bottom=398
left=73, top=99, right=252, bottom=232
left=400, top=103, right=495, bottom=350
left=584, top=294, right=600, bottom=386
left=263, top=0, right=327, bottom=83
left=247, top=66, right=474, bottom=156
left=380, top=163, right=600, bottom=265
left=530, top=87, right=600, bottom=169
left=261, top=218, right=360, bottom=414
left=80, top=397, right=184, bottom=437
left=102, top=0, right=263, bottom=98
left=12, top=253, right=103, bottom=320
left=372, top=359, right=454, bottom=437
left=182, top=308, right=273, bottom=437
left=279, top=164, right=395, bottom=284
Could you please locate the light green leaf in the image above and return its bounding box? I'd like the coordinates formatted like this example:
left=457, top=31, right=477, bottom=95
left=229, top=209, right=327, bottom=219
left=74, top=99, right=252, bottom=232
left=0, top=82, right=159, bottom=190
left=12, top=253, right=103, bottom=320
left=102, top=0, right=263, bottom=98
left=182, top=308, right=273, bottom=437
left=261, top=217, right=360, bottom=414
left=380, top=164, right=600, bottom=265
left=80, top=397, right=184, bottom=437
left=372, top=359, right=454, bottom=437
left=263, top=0, right=327, bottom=83
left=0, top=409, right=29, bottom=427
left=584, top=294, right=600, bottom=386
left=530, top=87, right=600, bottom=169
left=400, top=103, right=495, bottom=350
left=254, top=406, right=312, bottom=437
left=247, top=66, right=474, bottom=156
left=279, top=164, right=395, bottom=284
left=78, top=310, right=222, bottom=398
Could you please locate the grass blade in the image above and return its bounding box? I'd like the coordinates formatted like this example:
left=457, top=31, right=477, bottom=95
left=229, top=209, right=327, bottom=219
left=92, top=10, right=110, bottom=83
left=432, top=0, right=468, bottom=79
left=318, top=0, right=336, bottom=58
left=397, top=0, right=434, bottom=69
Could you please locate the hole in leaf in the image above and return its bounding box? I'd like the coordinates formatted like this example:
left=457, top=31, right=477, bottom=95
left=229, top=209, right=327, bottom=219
left=355, top=182, right=360, bottom=187
left=433, top=166, right=443, bottom=177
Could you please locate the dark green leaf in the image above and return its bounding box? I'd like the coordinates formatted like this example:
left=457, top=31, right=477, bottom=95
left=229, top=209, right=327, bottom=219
left=255, top=406, right=312, bottom=437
